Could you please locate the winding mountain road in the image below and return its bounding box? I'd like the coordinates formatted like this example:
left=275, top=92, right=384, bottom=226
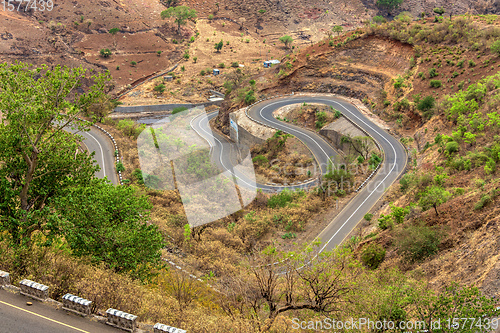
left=64, top=126, right=118, bottom=185
left=81, top=93, right=406, bottom=252
left=192, top=95, right=407, bottom=252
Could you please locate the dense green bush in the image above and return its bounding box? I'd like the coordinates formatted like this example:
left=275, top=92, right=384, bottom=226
left=395, top=224, right=441, bottom=263
left=399, top=173, right=414, bottom=192
left=417, top=96, right=435, bottom=118
left=368, top=153, right=382, bottom=168
left=244, top=90, right=256, bottom=105
left=252, top=155, right=269, bottom=166
left=116, top=119, right=146, bottom=138
left=116, top=162, right=125, bottom=172
left=445, top=141, right=459, bottom=154
left=172, top=106, right=188, bottom=114
left=268, top=189, right=294, bottom=208
left=430, top=80, right=442, bottom=88
left=153, top=83, right=165, bottom=94
left=393, top=75, right=405, bottom=89
left=378, top=214, right=393, bottom=230
left=132, top=169, right=144, bottom=184
left=100, top=48, right=112, bottom=58
left=428, top=67, right=438, bottom=78
left=361, top=244, right=386, bottom=269
left=393, top=98, right=410, bottom=111
left=475, top=194, right=492, bottom=210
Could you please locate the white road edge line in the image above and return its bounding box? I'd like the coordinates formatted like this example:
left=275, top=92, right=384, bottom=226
left=85, top=131, right=107, bottom=179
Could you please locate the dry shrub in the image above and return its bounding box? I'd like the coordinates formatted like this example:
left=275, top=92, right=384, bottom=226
left=188, top=239, right=242, bottom=276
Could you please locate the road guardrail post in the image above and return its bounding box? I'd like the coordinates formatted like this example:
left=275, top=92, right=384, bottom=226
left=62, top=293, right=92, bottom=316
left=106, top=308, right=138, bottom=332
left=19, top=279, right=49, bottom=301
left=0, top=270, right=10, bottom=286
left=154, top=323, right=187, bottom=333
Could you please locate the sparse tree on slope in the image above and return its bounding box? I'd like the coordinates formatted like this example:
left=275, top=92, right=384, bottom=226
left=214, top=39, right=223, bottom=52
left=332, top=25, right=344, bottom=36
left=418, top=185, right=451, bottom=216
left=161, top=6, right=197, bottom=34
left=279, top=35, right=293, bottom=49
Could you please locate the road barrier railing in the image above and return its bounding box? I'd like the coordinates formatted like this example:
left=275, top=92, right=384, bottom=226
left=0, top=270, right=10, bottom=286
left=106, top=308, right=138, bottom=332
left=0, top=270, right=190, bottom=332
left=19, top=279, right=49, bottom=301
left=62, top=293, right=92, bottom=316
left=154, top=322, right=187, bottom=333
left=93, top=124, right=124, bottom=185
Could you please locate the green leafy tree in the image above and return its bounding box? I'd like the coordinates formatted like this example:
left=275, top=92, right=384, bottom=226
left=390, top=204, right=410, bottom=224
left=332, top=25, right=344, bottom=36
left=160, top=6, right=197, bottom=34
left=279, top=35, right=293, bottom=49
left=214, top=39, right=223, bottom=52
left=0, top=62, right=109, bottom=251
left=410, top=282, right=500, bottom=332
left=418, top=185, right=452, bottom=216
left=376, top=0, right=404, bottom=11
left=417, top=96, right=435, bottom=112
left=51, top=179, right=164, bottom=279
left=108, top=27, right=119, bottom=34
left=244, top=90, right=256, bottom=105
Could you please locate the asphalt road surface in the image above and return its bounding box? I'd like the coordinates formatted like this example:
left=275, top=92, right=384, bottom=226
left=0, top=288, right=118, bottom=333
left=63, top=125, right=118, bottom=185
left=191, top=111, right=318, bottom=192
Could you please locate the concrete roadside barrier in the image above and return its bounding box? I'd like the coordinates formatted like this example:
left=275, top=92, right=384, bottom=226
left=0, top=270, right=10, bottom=286
left=62, top=293, right=92, bottom=316
left=106, top=308, right=138, bottom=332
left=19, top=279, right=49, bottom=301
left=154, top=323, right=187, bottom=333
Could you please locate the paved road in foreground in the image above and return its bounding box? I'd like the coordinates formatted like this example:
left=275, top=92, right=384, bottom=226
left=0, top=288, right=118, bottom=333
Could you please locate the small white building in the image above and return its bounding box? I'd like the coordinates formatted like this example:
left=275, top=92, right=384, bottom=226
left=263, top=60, right=281, bottom=68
